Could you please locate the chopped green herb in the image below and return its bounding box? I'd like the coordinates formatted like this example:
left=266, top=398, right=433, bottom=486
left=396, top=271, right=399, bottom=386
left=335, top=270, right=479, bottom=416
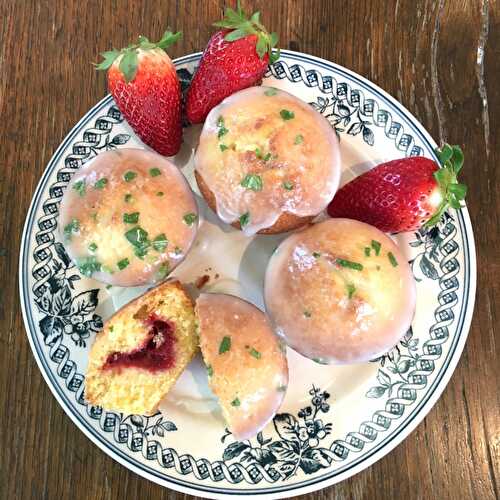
left=123, top=212, right=140, bottom=224
left=134, top=246, right=149, bottom=259
left=313, top=252, right=321, bottom=258
left=388, top=252, right=398, bottom=267
left=241, top=173, right=263, bottom=191
left=183, top=213, right=198, bottom=226
left=117, top=258, right=129, bottom=270
left=157, top=262, right=170, bottom=279
left=219, top=144, right=228, bottom=152
left=249, top=347, right=261, bottom=359
left=88, top=242, right=98, bottom=252
left=216, top=116, right=228, bottom=138
left=149, top=167, right=161, bottom=177
left=73, top=179, right=86, bottom=196
left=304, top=310, right=312, bottom=318
left=90, top=212, right=98, bottom=222
left=263, top=152, right=272, bottom=161
left=109, top=325, right=114, bottom=331
left=77, top=256, right=101, bottom=277
left=63, top=219, right=80, bottom=240
left=123, top=171, right=137, bottom=182
left=346, top=283, right=356, bottom=299
left=283, top=180, right=294, bottom=190
left=174, top=246, right=182, bottom=255
left=156, top=191, right=164, bottom=197
left=364, top=247, right=371, bottom=257
left=152, top=233, right=168, bottom=252
left=231, top=397, right=241, bottom=407
left=264, top=87, right=278, bottom=96
left=106, top=284, right=113, bottom=290
left=294, top=134, right=304, bottom=145
left=313, top=358, right=329, bottom=365
left=336, top=258, right=363, bottom=271
left=125, top=226, right=150, bottom=258
left=239, top=212, right=250, bottom=227
left=371, top=240, right=381, bottom=256
left=219, top=336, right=231, bottom=354
left=254, top=147, right=263, bottom=159
left=101, top=264, right=114, bottom=274
left=94, top=178, right=108, bottom=189
left=124, top=193, right=133, bottom=203
left=207, top=365, right=213, bottom=377
left=277, top=385, right=287, bottom=392
left=280, top=109, right=295, bottom=120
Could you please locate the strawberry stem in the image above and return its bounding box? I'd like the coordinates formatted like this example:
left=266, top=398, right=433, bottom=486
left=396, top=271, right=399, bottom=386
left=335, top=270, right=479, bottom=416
left=213, top=1, right=280, bottom=63
left=425, top=144, right=467, bottom=227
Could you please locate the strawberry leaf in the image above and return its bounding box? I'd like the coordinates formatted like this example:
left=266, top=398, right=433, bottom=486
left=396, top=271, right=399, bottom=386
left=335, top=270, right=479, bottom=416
left=96, top=50, right=120, bottom=71
left=225, top=28, right=251, bottom=42
left=256, top=36, right=267, bottom=58
left=157, top=30, right=182, bottom=49
left=119, top=49, right=138, bottom=83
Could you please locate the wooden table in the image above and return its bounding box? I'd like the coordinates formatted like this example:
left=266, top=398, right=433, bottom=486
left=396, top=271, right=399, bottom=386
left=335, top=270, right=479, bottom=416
left=1, top=1, right=498, bottom=498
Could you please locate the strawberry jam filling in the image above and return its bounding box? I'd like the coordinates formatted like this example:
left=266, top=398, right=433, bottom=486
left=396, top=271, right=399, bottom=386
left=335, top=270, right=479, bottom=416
left=103, top=315, right=176, bottom=373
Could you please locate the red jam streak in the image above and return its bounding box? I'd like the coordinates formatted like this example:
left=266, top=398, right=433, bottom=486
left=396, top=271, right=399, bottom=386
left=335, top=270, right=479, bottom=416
left=103, top=315, right=176, bottom=373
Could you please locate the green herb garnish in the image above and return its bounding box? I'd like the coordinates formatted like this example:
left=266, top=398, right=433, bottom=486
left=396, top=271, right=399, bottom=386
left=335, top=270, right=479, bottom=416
left=280, top=109, right=295, bottom=120
left=241, top=173, right=263, bottom=191
left=313, top=252, right=321, bottom=258
left=283, top=180, right=294, bottom=190
left=123, top=171, right=137, bottom=182
left=364, top=247, right=371, bottom=257
left=219, top=336, right=231, bottom=354
left=124, top=193, right=133, bottom=203
left=123, top=212, right=140, bottom=224
left=239, top=212, right=250, bottom=227
left=73, top=179, right=86, bottom=196
left=90, top=212, right=98, bottom=222
left=149, top=167, right=161, bottom=177
left=125, top=226, right=150, bottom=258
left=88, top=242, right=97, bottom=252
left=157, top=262, right=170, bottom=279
left=183, top=213, right=198, bottom=226
left=249, top=347, right=261, bottom=359
left=264, top=87, right=278, bottom=96
left=371, top=240, right=381, bottom=256
left=174, top=246, right=182, bottom=255
left=304, top=310, right=312, bottom=318
left=388, top=252, right=398, bottom=267
left=294, top=134, right=304, bottom=145
left=277, top=385, right=287, bottom=392
left=231, top=397, right=241, bottom=407
left=207, top=365, right=213, bottom=377
left=156, top=191, right=164, bottom=196
left=219, top=144, right=228, bottom=152
left=152, top=233, right=168, bottom=252
left=106, top=284, right=112, bottom=290
left=117, top=258, right=130, bottom=270
left=94, top=178, right=108, bottom=189
left=77, top=256, right=101, bottom=277
left=346, top=283, right=356, bottom=299
left=336, top=258, right=363, bottom=271
left=63, top=219, right=80, bottom=240
left=217, top=116, right=228, bottom=138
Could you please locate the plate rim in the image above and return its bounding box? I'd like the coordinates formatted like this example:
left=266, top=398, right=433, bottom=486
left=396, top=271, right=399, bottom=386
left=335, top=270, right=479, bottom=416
left=19, top=49, right=477, bottom=499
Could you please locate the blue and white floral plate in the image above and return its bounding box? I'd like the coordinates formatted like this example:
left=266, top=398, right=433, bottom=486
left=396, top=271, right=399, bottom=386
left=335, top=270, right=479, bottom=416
left=19, top=51, right=476, bottom=499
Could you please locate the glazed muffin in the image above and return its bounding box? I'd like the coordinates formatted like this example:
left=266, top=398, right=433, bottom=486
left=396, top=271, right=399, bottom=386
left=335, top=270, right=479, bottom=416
left=264, top=219, right=416, bottom=364
left=196, top=293, right=288, bottom=439
left=194, top=86, right=341, bottom=235
left=85, top=280, right=197, bottom=415
left=59, top=148, right=198, bottom=287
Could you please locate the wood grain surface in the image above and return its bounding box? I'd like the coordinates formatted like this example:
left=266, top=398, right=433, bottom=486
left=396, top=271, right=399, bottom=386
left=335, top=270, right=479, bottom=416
left=1, top=1, right=498, bottom=499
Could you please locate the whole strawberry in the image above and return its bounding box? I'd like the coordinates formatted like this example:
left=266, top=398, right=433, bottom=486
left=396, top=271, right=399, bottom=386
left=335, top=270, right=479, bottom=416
left=185, top=3, right=280, bottom=124
left=97, top=31, right=183, bottom=156
left=327, top=144, right=467, bottom=233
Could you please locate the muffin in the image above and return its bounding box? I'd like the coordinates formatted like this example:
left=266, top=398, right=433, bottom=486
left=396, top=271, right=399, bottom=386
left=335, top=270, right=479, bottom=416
left=59, top=148, right=198, bottom=287
left=264, top=219, right=416, bottom=364
left=196, top=293, right=288, bottom=439
left=194, top=86, right=341, bottom=235
left=85, top=280, right=197, bottom=415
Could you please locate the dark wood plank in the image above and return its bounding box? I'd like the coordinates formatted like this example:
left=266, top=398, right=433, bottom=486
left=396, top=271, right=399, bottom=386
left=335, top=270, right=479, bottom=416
left=0, top=1, right=498, bottom=499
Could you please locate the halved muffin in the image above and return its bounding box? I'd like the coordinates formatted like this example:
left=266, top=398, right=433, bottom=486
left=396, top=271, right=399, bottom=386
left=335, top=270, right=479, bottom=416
left=194, top=86, right=341, bottom=235
left=196, top=293, right=289, bottom=439
left=59, top=148, right=198, bottom=287
left=85, top=280, right=197, bottom=415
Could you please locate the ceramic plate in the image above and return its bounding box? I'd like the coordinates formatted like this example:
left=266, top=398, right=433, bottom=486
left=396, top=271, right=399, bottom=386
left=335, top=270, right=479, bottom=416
left=19, top=51, right=476, bottom=499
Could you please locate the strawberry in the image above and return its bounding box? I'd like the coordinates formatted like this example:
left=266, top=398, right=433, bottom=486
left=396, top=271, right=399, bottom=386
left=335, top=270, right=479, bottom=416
left=327, top=144, right=467, bottom=233
left=96, top=31, right=183, bottom=157
left=185, top=2, right=280, bottom=124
